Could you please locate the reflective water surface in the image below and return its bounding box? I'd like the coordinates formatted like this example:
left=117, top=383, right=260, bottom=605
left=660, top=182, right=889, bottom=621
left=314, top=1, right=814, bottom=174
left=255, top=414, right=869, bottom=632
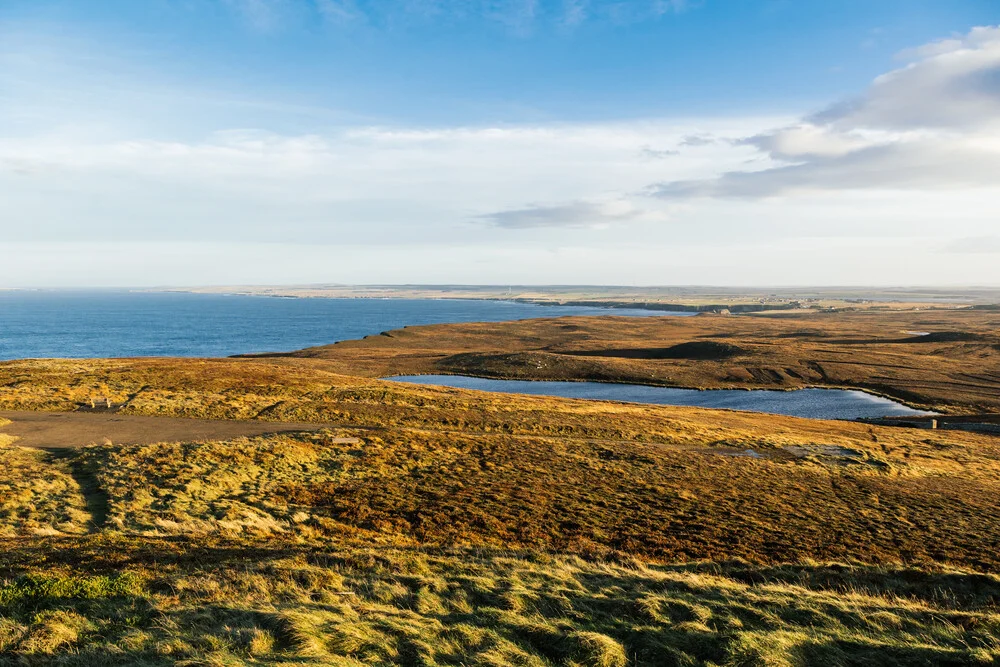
left=388, top=375, right=931, bottom=420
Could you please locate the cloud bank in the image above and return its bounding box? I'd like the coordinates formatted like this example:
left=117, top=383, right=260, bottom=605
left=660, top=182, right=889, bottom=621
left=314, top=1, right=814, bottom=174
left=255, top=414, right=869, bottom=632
left=651, top=26, right=1000, bottom=200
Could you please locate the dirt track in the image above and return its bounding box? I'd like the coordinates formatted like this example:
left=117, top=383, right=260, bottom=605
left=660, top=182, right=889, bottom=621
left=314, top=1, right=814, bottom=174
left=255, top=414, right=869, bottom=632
left=0, top=411, right=335, bottom=449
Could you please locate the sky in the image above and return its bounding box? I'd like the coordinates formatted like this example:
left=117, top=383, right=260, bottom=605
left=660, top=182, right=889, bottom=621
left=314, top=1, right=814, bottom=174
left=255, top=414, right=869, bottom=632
left=0, top=0, right=998, bottom=286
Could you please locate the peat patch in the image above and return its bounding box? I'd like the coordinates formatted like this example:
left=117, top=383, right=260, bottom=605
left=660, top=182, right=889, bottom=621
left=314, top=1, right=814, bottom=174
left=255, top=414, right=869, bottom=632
left=565, top=341, right=747, bottom=361
left=826, top=331, right=991, bottom=345
left=902, top=331, right=988, bottom=343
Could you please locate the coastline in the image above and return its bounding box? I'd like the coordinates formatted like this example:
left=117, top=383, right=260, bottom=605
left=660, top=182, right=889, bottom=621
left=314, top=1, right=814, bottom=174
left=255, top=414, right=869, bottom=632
left=142, top=284, right=1000, bottom=312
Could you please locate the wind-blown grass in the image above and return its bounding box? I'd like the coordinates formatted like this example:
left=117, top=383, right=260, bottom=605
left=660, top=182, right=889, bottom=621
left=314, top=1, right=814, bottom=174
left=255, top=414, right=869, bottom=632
left=1, top=538, right=999, bottom=665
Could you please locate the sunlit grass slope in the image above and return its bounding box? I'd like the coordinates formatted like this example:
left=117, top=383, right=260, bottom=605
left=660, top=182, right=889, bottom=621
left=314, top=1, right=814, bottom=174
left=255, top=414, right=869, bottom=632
left=2, top=538, right=1000, bottom=665
left=1, top=354, right=1000, bottom=663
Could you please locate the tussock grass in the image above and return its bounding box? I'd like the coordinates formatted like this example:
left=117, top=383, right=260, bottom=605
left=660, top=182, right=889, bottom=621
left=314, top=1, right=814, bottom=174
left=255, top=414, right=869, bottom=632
left=2, top=358, right=996, bottom=471
left=1, top=539, right=999, bottom=666
left=0, top=444, right=90, bottom=537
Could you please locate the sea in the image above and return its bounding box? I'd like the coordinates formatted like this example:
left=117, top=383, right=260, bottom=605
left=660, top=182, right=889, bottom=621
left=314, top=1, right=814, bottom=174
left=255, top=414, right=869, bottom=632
left=0, top=290, right=677, bottom=360
left=0, top=290, right=924, bottom=419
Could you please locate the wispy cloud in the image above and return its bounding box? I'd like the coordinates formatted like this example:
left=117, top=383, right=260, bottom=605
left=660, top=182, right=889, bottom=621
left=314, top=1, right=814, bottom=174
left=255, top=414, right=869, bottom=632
left=560, top=0, right=587, bottom=29
left=652, top=0, right=692, bottom=16
left=479, top=200, right=639, bottom=228
left=0, top=120, right=747, bottom=242
left=482, top=0, right=540, bottom=34
left=223, top=0, right=294, bottom=31
left=3, top=16, right=999, bottom=285
left=218, top=0, right=696, bottom=33
left=679, top=133, right=717, bottom=147
left=641, top=146, right=678, bottom=158
left=316, top=0, right=367, bottom=24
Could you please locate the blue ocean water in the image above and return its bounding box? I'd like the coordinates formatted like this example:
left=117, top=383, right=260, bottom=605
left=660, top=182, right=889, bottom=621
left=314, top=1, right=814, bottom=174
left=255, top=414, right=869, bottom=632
left=389, top=375, right=932, bottom=420
left=0, top=291, right=680, bottom=360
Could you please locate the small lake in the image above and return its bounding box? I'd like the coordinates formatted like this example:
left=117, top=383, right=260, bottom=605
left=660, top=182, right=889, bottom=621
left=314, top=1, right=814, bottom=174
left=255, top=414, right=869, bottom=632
left=388, top=375, right=931, bottom=420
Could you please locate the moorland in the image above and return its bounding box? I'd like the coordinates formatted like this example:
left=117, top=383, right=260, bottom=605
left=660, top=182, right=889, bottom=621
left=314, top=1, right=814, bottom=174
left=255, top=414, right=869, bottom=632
left=0, top=307, right=999, bottom=664
left=263, top=308, right=1000, bottom=414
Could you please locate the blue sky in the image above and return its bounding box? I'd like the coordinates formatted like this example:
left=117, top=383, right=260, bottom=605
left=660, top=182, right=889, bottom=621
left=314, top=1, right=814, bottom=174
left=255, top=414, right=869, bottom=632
left=1, top=1, right=999, bottom=285
left=4, top=0, right=991, bottom=126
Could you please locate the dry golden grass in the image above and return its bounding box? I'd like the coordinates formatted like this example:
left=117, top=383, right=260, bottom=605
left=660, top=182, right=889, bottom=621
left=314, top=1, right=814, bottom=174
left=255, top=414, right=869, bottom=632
left=2, top=356, right=998, bottom=456
left=1, top=537, right=999, bottom=666
left=0, top=443, right=90, bottom=537
left=42, top=427, right=1000, bottom=570
left=2, top=357, right=1000, bottom=569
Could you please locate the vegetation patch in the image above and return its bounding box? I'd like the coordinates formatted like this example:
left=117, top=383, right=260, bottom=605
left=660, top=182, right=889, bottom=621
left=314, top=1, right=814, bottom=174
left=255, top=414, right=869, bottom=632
left=0, top=572, right=145, bottom=608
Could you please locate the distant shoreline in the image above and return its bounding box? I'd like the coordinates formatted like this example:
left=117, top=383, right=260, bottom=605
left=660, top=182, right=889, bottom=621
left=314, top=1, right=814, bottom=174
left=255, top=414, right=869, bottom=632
left=144, top=284, right=997, bottom=312
left=154, top=290, right=788, bottom=313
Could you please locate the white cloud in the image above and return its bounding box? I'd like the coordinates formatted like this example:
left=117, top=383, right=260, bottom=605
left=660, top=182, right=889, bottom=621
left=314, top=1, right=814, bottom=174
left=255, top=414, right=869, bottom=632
left=816, top=26, right=1000, bottom=131
left=0, top=119, right=768, bottom=243
left=651, top=25, right=1000, bottom=201
left=740, top=125, right=879, bottom=159
left=653, top=139, right=1000, bottom=198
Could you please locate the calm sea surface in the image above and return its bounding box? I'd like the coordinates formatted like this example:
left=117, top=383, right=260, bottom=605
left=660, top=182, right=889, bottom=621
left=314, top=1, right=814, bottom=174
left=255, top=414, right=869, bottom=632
left=389, top=375, right=930, bottom=420
left=0, top=291, right=678, bottom=360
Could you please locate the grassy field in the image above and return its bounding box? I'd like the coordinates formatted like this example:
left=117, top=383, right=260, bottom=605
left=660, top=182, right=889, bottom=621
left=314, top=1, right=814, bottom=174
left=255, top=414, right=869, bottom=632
left=1, top=310, right=1000, bottom=664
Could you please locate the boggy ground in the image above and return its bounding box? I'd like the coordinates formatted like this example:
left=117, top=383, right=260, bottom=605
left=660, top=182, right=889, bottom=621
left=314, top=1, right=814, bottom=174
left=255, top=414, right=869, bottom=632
left=268, top=309, right=1000, bottom=413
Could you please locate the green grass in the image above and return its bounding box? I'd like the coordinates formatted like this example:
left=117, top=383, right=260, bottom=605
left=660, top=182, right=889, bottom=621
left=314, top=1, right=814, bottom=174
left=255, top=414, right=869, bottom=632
left=0, top=572, right=145, bottom=608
